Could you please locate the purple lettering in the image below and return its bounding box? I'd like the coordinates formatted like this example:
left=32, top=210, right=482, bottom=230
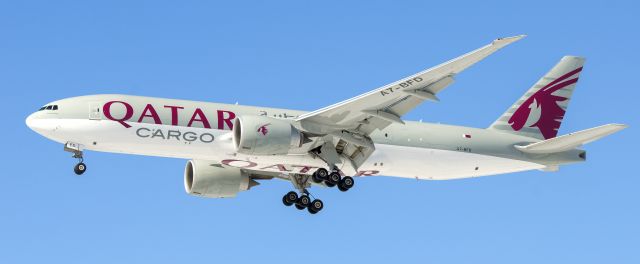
left=137, top=104, right=162, bottom=124
left=217, top=110, right=236, bottom=130
left=103, top=101, right=134, bottom=128
left=164, top=105, right=184, bottom=126
left=356, top=170, right=379, bottom=176
left=291, top=165, right=317, bottom=174
left=187, top=108, right=211, bottom=128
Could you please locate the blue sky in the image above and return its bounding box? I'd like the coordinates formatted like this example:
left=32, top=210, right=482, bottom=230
left=1, top=1, right=638, bottom=263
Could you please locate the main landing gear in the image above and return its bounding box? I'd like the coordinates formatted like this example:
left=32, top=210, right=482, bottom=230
left=282, top=168, right=355, bottom=215
left=282, top=191, right=324, bottom=214
left=310, top=168, right=355, bottom=192
left=65, top=142, right=86, bottom=175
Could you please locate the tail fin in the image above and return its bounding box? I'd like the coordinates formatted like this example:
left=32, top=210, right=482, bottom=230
left=489, top=56, right=585, bottom=139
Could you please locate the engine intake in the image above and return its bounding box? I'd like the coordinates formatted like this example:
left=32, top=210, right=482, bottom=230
left=233, top=115, right=303, bottom=155
left=184, top=160, right=253, bottom=198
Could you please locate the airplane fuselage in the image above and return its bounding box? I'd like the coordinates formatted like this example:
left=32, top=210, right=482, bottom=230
left=26, top=94, right=585, bottom=180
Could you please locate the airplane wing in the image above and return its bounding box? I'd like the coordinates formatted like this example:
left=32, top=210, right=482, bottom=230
left=295, top=35, right=524, bottom=171
left=296, top=35, right=525, bottom=135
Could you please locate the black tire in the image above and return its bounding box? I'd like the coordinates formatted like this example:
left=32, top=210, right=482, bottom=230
left=338, top=184, right=349, bottom=192
left=74, top=163, right=86, bottom=175
left=340, top=176, right=354, bottom=189
left=325, top=181, right=336, bottom=187
left=296, top=195, right=311, bottom=208
left=311, top=172, right=323, bottom=183
left=283, top=191, right=298, bottom=206
left=327, top=171, right=341, bottom=186
left=307, top=199, right=323, bottom=214
left=295, top=204, right=306, bottom=210
left=312, top=168, right=328, bottom=183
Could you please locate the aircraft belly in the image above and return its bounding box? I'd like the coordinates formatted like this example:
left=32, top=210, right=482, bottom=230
left=368, top=144, right=545, bottom=180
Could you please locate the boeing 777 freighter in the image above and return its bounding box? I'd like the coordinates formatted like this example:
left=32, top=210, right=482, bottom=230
left=26, top=35, right=626, bottom=214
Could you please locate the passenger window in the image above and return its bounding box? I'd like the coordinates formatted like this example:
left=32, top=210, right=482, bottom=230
left=52, top=105, right=58, bottom=110
left=46, top=105, right=53, bottom=110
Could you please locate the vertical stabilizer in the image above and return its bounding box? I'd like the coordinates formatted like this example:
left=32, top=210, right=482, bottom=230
left=489, top=56, right=585, bottom=139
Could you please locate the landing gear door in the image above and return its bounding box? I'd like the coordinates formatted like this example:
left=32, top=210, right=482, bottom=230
left=89, top=102, right=101, bottom=120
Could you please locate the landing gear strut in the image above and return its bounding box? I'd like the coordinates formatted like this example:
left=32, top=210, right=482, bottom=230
left=65, top=142, right=86, bottom=175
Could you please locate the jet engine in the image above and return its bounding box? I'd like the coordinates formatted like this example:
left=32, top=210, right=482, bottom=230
left=184, top=160, right=256, bottom=198
left=232, top=115, right=304, bottom=155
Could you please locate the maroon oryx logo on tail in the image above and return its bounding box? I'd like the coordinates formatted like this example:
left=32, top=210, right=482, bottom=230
left=257, top=123, right=271, bottom=136
left=508, top=67, right=582, bottom=139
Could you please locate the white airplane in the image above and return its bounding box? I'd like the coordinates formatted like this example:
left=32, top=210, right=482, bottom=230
left=26, top=35, right=626, bottom=214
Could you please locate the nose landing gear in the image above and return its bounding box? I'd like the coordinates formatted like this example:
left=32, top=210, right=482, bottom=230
left=73, top=159, right=87, bottom=175
left=65, top=142, right=87, bottom=175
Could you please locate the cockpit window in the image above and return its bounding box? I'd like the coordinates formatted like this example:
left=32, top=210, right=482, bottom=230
left=39, top=105, right=59, bottom=111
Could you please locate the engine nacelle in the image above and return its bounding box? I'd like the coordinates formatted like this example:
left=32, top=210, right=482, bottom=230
left=233, top=115, right=303, bottom=155
left=184, top=160, right=251, bottom=198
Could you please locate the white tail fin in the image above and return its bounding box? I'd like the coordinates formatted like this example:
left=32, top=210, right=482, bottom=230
left=489, top=56, right=585, bottom=139
left=515, top=124, right=627, bottom=154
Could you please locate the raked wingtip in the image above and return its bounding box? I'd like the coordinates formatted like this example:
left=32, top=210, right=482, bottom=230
left=612, top=123, right=629, bottom=130
left=493, top=34, right=526, bottom=45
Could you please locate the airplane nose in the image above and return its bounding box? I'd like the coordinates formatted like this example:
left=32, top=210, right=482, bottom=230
left=25, top=112, right=37, bottom=130
left=26, top=112, right=57, bottom=135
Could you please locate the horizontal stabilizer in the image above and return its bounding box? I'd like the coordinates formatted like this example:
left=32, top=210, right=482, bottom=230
left=515, top=124, right=627, bottom=154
